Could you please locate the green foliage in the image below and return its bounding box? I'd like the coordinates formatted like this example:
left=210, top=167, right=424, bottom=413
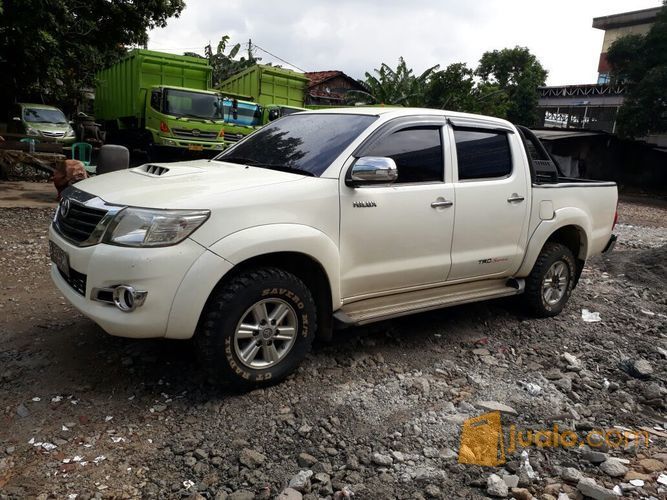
left=607, top=2, right=667, bottom=137
left=0, top=0, right=185, bottom=113
left=358, top=47, right=544, bottom=124
left=204, top=36, right=258, bottom=88
left=475, top=46, right=548, bottom=125
left=352, top=57, right=439, bottom=106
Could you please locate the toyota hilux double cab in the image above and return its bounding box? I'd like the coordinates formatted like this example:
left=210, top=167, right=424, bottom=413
left=49, top=108, right=618, bottom=389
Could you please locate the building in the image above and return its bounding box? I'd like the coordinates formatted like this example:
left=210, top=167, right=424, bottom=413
left=536, top=5, right=662, bottom=134
left=593, top=6, right=663, bottom=84
left=304, top=71, right=367, bottom=106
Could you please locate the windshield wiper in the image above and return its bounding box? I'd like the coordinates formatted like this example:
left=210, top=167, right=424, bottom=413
left=179, top=113, right=214, bottom=123
left=218, top=157, right=315, bottom=176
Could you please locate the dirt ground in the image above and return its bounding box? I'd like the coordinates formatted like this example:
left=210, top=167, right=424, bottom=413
left=0, top=192, right=665, bottom=500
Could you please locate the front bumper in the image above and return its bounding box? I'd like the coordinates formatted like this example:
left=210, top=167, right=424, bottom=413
left=49, top=225, right=208, bottom=338
left=602, top=234, right=617, bottom=254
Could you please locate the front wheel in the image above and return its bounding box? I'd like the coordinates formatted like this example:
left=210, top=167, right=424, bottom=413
left=524, top=243, right=577, bottom=317
left=196, top=267, right=317, bottom=390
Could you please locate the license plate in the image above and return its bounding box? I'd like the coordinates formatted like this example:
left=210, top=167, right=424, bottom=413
left=49, top=240, right=70, bottom=277
left=188, top=144, right=203, bottom=151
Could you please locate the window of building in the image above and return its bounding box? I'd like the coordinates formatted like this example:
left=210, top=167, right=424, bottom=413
left=454, top=129, right=512, bottom=180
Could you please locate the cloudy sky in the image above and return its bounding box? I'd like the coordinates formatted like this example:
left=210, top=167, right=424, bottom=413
left=148, top=0, right=662, bottom=86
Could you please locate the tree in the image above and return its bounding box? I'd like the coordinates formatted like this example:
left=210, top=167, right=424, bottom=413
left=424, top=63, right=476, bottom=111
left=353, top=57, right=439, bottom=106
left=607, top=2, right=667, bottom=137
left=0, top=0, right=185, bottom=115
left=476, top=46, right=547, bottom=125
left=203, top=36, right=258, bottom=88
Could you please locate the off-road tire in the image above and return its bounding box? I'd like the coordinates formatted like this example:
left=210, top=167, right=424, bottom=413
left=197, top=267, right=317, bottom=390
left=524, top=242, right=577, bottom=317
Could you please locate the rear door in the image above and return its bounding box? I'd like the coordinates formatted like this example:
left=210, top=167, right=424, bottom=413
left=447, top=121, right=531, bottom=281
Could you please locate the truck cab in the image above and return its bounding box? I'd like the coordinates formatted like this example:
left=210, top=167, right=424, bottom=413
left=145, top=86, right=262, bottom=154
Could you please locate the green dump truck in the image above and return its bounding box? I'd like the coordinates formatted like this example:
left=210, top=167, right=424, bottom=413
left=219, top=65, right=309, bottom=123
left=95, top=49, right=262, bottom=159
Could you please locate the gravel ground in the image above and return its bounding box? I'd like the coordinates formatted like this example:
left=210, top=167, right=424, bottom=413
left=0, top=197, right=666, bottom=500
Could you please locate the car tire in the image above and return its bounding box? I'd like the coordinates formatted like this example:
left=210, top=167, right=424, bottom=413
left=197, top=267, right=317, bottom=390
left=524, top=242, right=577, bottom=317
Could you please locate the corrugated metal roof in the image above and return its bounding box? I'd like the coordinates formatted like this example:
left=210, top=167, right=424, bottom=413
left=531, top=129, right=608, bottom=141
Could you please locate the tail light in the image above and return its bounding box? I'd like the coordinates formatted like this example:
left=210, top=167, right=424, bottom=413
left=159, top=121, right=170, bottom=133
left=219, top=129, right=225, bottom=138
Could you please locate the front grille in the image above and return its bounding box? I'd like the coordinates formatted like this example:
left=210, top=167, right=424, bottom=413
left=42, top=131, right=65, bottom=137
left=54, top=200, right=108, bottom=245
left=59, top=267, right=87, bottom=296
left=172, top=128, right=218, bottom=140
left=223, top=133, right=245, bottom=144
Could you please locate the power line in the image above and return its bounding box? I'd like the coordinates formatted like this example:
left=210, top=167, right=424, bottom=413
left=251, top=43, right=308, bottom=73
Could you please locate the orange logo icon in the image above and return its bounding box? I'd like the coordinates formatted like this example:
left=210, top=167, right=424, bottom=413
left=458, top=411, right=506, bottom=466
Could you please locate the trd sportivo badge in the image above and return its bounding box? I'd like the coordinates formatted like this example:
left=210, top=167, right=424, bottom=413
left=353, top=201, right=377, bottom=208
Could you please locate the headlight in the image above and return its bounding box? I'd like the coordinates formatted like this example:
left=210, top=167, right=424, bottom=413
left=65, top=127, right=75, bottom=137
left=26, top=127, right=40, bottom=136
left=103, top=208, right=210, bottom=247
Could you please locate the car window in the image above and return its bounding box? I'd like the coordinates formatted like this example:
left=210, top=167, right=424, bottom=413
left=364, top=127, right=443, bottom=183
left=216, top=113, right=377, bottom=177
left=454, top=129, right=512, bottom=180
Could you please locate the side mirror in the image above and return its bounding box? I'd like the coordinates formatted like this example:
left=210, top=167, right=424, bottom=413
left=347, top=157, right=398, bottom=186
left=12, top=116, right=21, bottom=122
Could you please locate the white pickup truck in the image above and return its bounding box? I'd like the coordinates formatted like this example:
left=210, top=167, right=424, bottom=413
left=49, top=108, right=618, bottom=388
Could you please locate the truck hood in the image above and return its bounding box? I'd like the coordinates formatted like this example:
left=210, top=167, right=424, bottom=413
left=74, top=159, right=304, bottom=209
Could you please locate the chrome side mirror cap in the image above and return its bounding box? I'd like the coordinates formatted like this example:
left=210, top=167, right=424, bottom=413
left=347, top=156, right=398, bottom=186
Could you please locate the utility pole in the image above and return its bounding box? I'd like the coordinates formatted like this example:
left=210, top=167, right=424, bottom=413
left=248, top=39, right=253, bottom=61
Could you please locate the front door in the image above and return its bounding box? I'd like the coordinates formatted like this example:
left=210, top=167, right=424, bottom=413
left=339, top=124, right=455, bottom=299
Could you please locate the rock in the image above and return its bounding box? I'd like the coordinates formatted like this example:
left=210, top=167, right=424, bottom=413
left=643, top=382, right=663, bottom=400
left=312, top=472, right=333, bottom=495
left=581, top=449, right=608, bottom=464
left=623, top=470, right=650, bottom=481
left=510, top=488, right=532, bottom=500
left=503, top=475, right=519, bottom=488
left=474, top=401, right=518, bottom=416
left=423, top=447, right=439, bottom=458
left=424, top=484, right=441, bottom=498
left=228, top=491, right=254, bottom=500
left=545, top=368, right=564, bottom=380
left=487, top=473, right=509, bottom=497
left=239, top=448, right=266, bottom=468
left=557, top=495, right=571, bottom=500
left=184, top=456, right=197, bottom=467
left=638, top=457, right=665, bottom=472
left=473, top=348, right=491, bottom=356
left=193, top=448, right=208, bottom=461
left=561, top=353, right=582, bottom=371
left=560, top=467, right=583, bottom=483
left=277, top=488, right=303, bottom=500
left=391, top=451, right=406, bottom=462
left=288, top=470, right=313, bottom=493
left=555, top=378, right=572, bottom=392
left=372, top=453, right=393, bottom=466
left=298, top=453, right=318, bottom=467
left=576, top=478, right=619, bottom=500
left=16, top=404, right=30, bottom=418
left=632, top=359, right=653, bottom=378
left=599, top=458, right=628, bottom=477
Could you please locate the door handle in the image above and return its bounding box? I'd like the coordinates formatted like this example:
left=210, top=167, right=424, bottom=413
left=507, top=194, right=525, bottom=203
left=431, top=200, right=454, bottom=208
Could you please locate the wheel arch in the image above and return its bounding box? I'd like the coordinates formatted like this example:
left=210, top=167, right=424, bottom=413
left=517, top=210, right=591, bottom=278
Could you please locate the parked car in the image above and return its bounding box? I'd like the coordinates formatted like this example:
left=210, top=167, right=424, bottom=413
left=48, top=108, right=618, bottom=389
left=9, top=103, right=76, bottom=144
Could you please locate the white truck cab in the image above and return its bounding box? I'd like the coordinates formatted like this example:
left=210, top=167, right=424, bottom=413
left=49, top=108, right=618, bottom=389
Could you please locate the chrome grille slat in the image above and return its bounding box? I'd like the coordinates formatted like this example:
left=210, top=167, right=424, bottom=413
left=54, top=198, right=108, bottom=244
left=172, top=128, right=218, bottom=140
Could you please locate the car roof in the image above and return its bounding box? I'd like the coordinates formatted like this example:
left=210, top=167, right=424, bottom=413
left=301, top=106, right=513, bottom=127
left=19, top=103, right=63, bottom=111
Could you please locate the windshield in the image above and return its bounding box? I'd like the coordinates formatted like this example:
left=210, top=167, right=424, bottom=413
left=23, top=107, right=67, bottom=124
left=163, top=89, right=261, bottom=126
left=215, top=113, right=377, bottom=176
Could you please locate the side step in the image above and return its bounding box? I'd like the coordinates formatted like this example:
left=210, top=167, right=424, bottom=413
left=335, top=278, right=524, bottom=326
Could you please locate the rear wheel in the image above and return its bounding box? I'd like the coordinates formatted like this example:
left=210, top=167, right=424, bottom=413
left=197, top=267, right=317, bottom=390
left=524, top=243, right=576, bottom=317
